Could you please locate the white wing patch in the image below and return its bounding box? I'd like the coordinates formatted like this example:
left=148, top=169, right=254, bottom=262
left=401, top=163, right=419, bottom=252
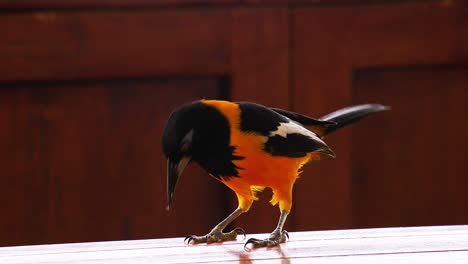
left=269, top=120, right=326, bottom=144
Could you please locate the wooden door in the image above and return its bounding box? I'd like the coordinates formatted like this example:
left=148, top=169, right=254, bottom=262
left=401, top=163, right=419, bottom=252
left=0, top=7, right=289, bottom=246
left=0, top=79, right=229, bottom=246
left=293, top=2, right=468, bottom=230
left=3, top=1, right=466, bottom=247
left=353, top=67, right=468, bottom=228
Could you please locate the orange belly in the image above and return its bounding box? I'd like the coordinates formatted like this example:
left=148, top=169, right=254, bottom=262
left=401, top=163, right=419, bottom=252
left=222, top=129, right=312, bottom=209
left=201, top=99, right=315, bottom=212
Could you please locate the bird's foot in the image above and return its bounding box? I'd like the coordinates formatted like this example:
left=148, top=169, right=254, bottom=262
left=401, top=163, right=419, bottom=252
left=185, top=227, right=246, bottom=244
left=244, top=230, right=289, bottom=249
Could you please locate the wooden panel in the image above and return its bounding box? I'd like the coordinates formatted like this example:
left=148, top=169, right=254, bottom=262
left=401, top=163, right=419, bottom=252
left=294, top=8, right=354, bottom=230
left=230, top=7, right=289, bottom=107
left=1, top=226, right=468, bottom=263
left=0, top=0, right=452, bottom=9
left=352, top=67, right=468, bottom=228
left=294, top=2, right=468, bottom=68
left=0, top=10, right=230, bottom=81
left=0, top=5, right=293, bottom=246
left=292, top=66, right=354, bottom=231
left=229, top=7, right=290, bottom=233
left=0, top=79, right=229, bottom=246
left=293, top=2, right=468, bottom=230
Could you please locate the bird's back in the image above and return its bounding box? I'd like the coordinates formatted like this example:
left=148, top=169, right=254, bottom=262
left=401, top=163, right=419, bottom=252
left=200, top=100, right=325, bottom=186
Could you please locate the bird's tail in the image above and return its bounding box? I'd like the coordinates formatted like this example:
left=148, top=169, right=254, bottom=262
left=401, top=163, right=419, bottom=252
left=317, top=104, right=389, bottom=136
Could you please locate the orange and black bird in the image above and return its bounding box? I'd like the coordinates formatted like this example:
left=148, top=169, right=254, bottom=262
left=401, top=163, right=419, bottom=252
left=162, top=100, right=387, bottom=248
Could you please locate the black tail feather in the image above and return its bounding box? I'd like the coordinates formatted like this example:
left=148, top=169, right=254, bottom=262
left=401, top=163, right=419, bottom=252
left=319, top=104, right=389, bottom=135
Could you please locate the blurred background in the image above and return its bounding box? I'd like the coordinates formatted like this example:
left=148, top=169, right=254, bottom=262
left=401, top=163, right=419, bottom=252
left=1, top=0, right=467, bottom=247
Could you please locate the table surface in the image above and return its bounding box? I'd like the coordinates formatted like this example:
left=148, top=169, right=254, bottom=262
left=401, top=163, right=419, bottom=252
left=1, top=225, right=467, bottom=263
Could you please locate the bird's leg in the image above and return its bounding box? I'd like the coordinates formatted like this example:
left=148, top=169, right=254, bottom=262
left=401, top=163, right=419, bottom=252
left=185, top=207, right=246, bottom=244
left=244, top=210, right=289, bottom=249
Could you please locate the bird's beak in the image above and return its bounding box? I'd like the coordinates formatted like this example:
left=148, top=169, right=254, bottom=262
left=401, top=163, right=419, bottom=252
left=166, top=156, right=190, bottom=210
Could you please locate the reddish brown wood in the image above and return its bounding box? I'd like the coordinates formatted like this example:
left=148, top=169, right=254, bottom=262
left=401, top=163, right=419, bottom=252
left=293, top=2, right=468, bottom=230
left=292, top=69, right=354, bottom=231
left=0, top=5, right=292, bottom=246
left=0, top=0, right=457, bottom=9
left=229, top=7, right=291, bottom=233
left=0, top=10, right=230, bottom=81
left=294, top=2, right=468, bottom=68
left=231, top=7, right=289, bottom=108
left=353, top=67, right=468, bottom=228
left=0, top=79, right=229, bottom=246
left=2, top=0, right=468, bottom=248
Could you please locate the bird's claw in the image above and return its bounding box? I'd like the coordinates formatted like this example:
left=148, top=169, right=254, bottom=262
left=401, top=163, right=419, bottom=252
left=233, top=227, right=247, bottom=239
left=184, top=235, right=207, bottom=244
left=184, top=227, right=246, bottom=245
left=244, top=230, right=289, bottom=250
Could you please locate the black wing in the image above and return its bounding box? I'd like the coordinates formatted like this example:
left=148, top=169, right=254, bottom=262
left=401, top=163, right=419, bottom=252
left=236, top=102, right=335, bottom=158
left=271, top=108, right=336, bottom=126
left=271, top=107, right=336, bottom=137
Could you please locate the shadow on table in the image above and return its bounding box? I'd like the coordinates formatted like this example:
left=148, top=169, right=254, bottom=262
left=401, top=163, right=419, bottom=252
left=228, top=245, right=291, bottom=264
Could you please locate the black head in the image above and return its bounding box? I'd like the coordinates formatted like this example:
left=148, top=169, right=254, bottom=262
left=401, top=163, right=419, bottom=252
left=162, top=102, right=198, bottom=162
left=161, top=102, right=200, bottom=210
left=161, top=101, right=236, bottom=210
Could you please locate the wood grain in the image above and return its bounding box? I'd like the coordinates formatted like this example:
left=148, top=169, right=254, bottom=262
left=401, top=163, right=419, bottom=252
left=294, top=2, right=468, bottom=68
left=0, top=79, right=229, bottom=246
left=2, top=0, right=468, bottom=248
left=352, top=67, right=468, bottom=228
left=293, top=1, right=468, bottom=231
left=0, top=9, right=230, bottom=81
left=230, top=7, right=289, bottom=108
left=0, top=225, right=467, bottom=263
left=0, top=0, right=454, bottom=9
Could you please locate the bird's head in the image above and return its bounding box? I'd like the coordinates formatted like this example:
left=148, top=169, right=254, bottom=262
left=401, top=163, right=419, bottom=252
left=162, top=101, right=233, bottom=210
left=161, top=103, right=198, bottom=211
